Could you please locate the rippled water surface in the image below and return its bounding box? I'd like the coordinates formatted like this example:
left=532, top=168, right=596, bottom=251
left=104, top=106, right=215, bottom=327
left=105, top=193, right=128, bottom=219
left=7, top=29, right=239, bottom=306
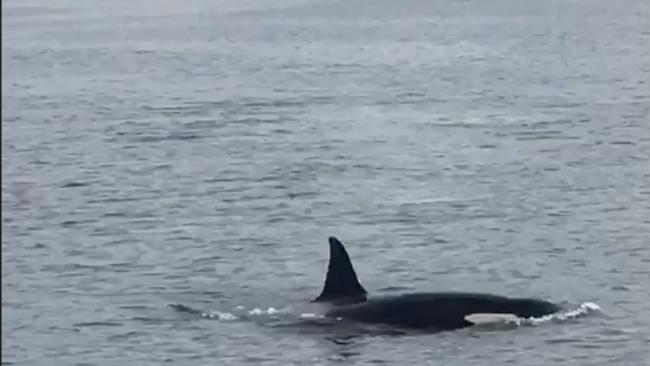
left=3, top=0, right=650, bottom=364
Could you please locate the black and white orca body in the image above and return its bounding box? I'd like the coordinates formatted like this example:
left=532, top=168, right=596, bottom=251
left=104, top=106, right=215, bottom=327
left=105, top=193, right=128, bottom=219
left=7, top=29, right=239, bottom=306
left=312, top=237, right=561, bottom=331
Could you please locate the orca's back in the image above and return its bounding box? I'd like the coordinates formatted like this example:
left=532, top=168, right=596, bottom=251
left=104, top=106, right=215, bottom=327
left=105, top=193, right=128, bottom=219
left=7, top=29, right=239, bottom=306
left=328, top=292, right=560, bottom=329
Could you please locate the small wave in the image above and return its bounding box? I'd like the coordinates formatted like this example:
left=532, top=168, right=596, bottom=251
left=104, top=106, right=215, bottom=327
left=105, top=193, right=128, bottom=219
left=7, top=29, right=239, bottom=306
left=169, top=303, right=202, bottom=314
left=73, top=321, right=122, bottom=327
left=300, top=313, right=325, bottom=320
left=61, top=181, right=89, bottom=188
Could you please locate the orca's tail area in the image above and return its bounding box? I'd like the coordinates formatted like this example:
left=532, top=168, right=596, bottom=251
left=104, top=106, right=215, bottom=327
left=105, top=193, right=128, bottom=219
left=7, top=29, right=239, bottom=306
left=313, top=237, right=368, bottom=304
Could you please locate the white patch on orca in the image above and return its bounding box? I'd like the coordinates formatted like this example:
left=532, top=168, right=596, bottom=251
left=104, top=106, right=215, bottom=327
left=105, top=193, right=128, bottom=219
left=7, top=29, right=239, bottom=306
left=465, top=313, right=520, bottom=325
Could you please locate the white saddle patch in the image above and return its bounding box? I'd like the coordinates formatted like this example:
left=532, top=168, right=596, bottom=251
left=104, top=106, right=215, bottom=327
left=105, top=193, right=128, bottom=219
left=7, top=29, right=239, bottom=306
left=464, top=313, right=520, bottom=325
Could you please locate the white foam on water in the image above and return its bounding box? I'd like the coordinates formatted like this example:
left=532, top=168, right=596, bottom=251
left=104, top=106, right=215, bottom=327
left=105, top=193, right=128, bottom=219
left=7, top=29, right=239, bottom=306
left=197, top=305, right=291, bottom=321
left=527, top=301, right=601, bottom=325
left=247, top=307, right=287, bottom=316
left=201, top=310, right=239, bottom=321
left=248, top=308, right=264, bottom=315
left=300, top=313, right=325, bottom=319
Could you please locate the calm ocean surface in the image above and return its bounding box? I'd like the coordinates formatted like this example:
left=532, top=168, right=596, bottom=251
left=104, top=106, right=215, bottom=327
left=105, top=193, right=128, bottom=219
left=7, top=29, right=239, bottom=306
left=2, top=0, right=650, bottom=365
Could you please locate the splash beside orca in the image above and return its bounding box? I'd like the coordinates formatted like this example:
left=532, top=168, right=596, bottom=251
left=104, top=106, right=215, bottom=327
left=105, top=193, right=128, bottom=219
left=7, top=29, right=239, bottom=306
left=312, top=237, right=561, bottom=331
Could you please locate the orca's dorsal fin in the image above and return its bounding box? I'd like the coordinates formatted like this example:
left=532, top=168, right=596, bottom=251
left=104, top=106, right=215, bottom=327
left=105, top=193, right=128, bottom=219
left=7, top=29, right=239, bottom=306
left=313, top=236, right=368, bottom=304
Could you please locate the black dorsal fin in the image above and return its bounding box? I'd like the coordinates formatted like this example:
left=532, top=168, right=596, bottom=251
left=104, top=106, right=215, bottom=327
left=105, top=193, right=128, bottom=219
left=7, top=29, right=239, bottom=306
left=313, top=237, right=368, bottom=304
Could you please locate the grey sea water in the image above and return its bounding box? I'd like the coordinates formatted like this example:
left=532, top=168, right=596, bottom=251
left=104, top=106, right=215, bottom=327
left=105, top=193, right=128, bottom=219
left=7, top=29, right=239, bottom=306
left=2, top=0, right=650, bottom=365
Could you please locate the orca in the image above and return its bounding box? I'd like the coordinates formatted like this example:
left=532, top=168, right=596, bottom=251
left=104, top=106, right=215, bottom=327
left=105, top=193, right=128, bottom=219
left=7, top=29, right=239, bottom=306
left=312, top=237, right=561, bottom=331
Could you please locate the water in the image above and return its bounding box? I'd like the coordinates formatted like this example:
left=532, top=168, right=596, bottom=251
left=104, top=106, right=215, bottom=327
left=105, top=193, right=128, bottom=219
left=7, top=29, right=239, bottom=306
left=2, top=0, right=650, bottom=364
